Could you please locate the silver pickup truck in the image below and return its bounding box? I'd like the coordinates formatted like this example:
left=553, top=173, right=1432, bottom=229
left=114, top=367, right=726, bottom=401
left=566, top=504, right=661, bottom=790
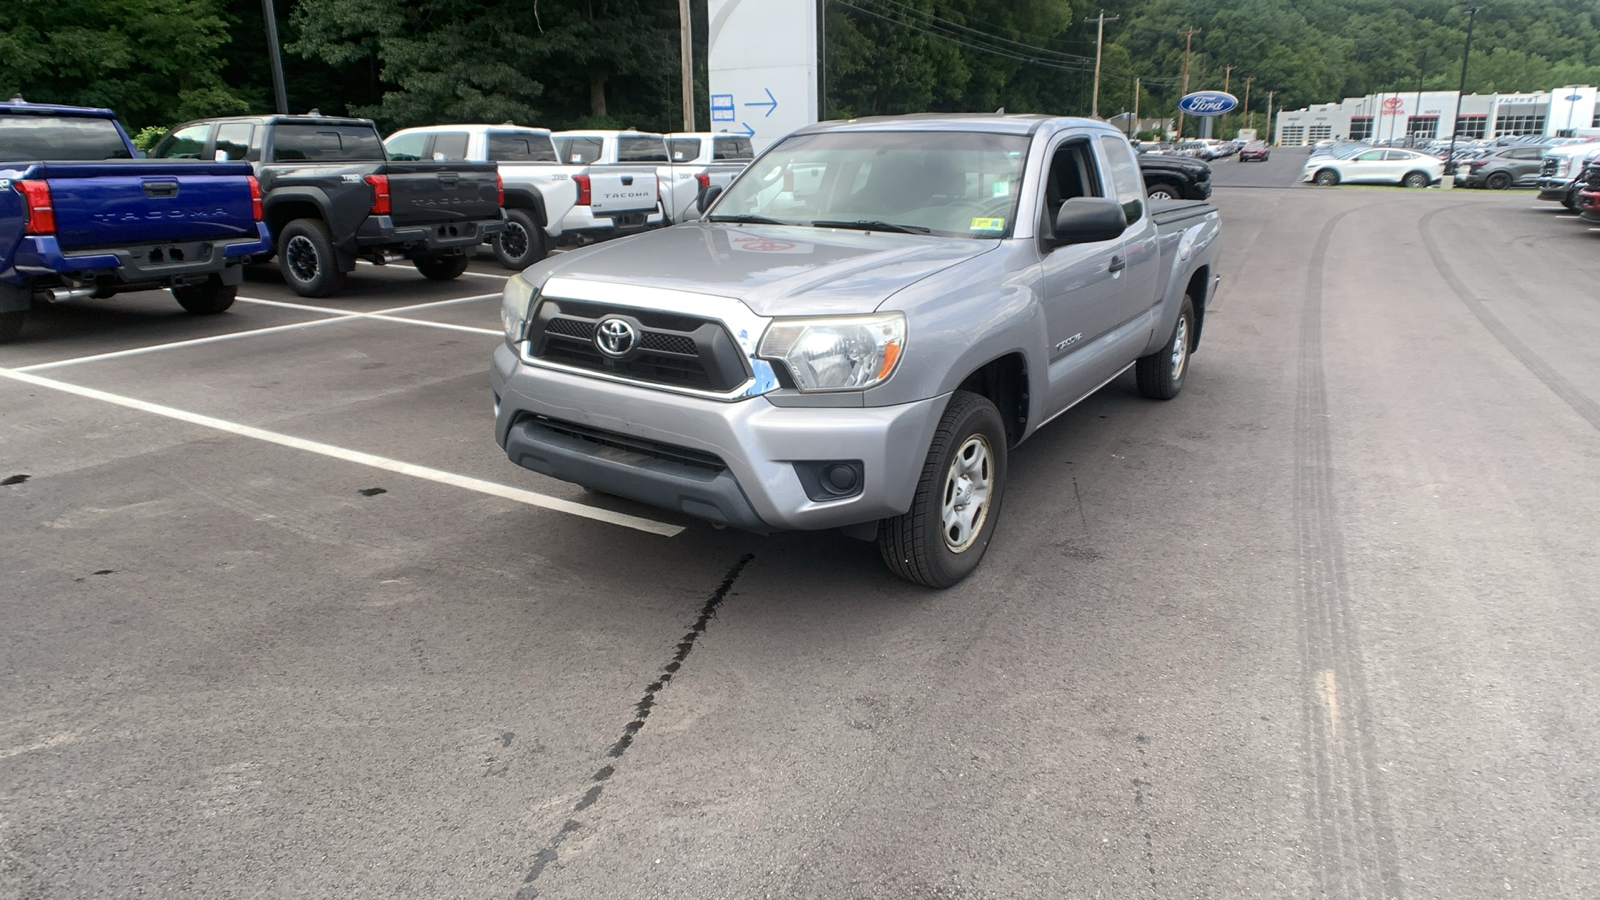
left=493, top=114, right=1221, bottom=587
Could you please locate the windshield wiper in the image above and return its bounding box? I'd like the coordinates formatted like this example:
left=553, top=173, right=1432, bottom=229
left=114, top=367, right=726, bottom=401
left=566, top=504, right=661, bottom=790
left=810, top=219, right=932, bottom=234
left=707, top=214, right=787, bottom=225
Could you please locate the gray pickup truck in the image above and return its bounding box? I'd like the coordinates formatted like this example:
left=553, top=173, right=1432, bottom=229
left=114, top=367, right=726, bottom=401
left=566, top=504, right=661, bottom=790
left=492, top=114, right=1221, bottom=587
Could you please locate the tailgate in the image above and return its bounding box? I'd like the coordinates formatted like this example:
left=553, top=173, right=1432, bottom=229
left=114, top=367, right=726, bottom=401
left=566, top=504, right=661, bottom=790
left=38, top=161, right=257, bottom=250
left=384, top=162, right=502, bottom=226
left=586, top=168, right=658, bottom=214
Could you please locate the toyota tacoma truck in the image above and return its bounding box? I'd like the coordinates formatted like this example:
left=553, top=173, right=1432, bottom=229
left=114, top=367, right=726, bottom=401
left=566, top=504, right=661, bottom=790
left=152, top=114, right=504, bottom=296
left=665, top=132, right=756, bottom=220
left=384, top=124, right=661, bottom=269
left=551, top=130, right=681, bottom=228
left=1, top=99, right=270, bottom=342
left=493, top=115, right=1221, bottom=587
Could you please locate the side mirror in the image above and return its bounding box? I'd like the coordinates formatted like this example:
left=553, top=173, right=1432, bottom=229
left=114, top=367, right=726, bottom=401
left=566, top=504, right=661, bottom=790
left=697, top=184, right=724, bottom=214
left=1050, top=197, right=1126, bottom=246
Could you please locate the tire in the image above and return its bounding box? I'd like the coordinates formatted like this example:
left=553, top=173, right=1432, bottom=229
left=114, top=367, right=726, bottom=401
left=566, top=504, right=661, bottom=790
left=1136, top=295, right=1195, bottom=401
left=1563, top=187, right=1581, bottom=211
left=1313, top=169, right=1340, bottom=187
left=878, top=391, right=1008, bottom=589
left=278, top=218, right=345, bottom=297
left=0, top=310, right=22, bottom=343
left=1484, top=171, right=1513, bottom=190
left=171, top=275, right=237, bottom=314
left=492, top=208, right=548, bottom=270
left=1146, top=184, right=1181, bottom=200
left=414, top=253, right=470, bottom=281
left=1401, top=171, right=1431, bottom=189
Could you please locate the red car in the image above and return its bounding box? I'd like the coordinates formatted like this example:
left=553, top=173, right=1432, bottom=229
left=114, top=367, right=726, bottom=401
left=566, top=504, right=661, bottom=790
left=1577, top=186, right=1600, bottom=224
left=1238, top=141, right=1271, bottom=162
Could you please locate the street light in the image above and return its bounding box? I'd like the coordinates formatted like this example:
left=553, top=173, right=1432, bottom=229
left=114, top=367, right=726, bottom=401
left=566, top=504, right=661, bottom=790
left=1443, top=6, right=1483, bottom=189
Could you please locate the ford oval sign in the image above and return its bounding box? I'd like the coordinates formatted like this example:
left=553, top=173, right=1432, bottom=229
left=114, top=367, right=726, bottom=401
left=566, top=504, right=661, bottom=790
left=1178, top=91, right=1239, bottom=117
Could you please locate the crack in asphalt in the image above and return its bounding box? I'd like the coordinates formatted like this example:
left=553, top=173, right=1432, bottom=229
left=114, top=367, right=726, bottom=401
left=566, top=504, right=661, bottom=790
left=511, top=553, right=755, bottom=899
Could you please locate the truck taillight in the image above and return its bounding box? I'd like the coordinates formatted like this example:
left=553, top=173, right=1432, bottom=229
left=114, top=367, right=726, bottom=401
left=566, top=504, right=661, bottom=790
left=247, top=176, right=263, bottom=221
left=18, top=180, right=54, bottom=236
left=495, top=172, right=504, bottom=207
left=695, top=173, right=710, bottom=190
left=364, top=174, right=391, bottom=215
left=574, top=174, right=591, bottom=206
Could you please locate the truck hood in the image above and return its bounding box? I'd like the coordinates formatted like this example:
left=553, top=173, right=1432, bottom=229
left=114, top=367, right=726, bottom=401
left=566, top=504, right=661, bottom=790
left=537, top=222, right=997, bottom=316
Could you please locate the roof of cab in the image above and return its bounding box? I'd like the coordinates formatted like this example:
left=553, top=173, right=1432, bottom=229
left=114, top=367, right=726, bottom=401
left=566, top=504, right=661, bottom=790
left=0, top=99, right=119, bottom=119
left=793, top=113, right=1113, bottom=138
left=174, top=114, right=375, bottom=129
left=387, top=124, right=553, bottom=137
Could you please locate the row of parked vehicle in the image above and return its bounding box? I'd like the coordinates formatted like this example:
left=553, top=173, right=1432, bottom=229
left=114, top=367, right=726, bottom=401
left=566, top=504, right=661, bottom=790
left=0, top=98, right=756, bottom=340
left=1299, top=135, right=1600, bottom=191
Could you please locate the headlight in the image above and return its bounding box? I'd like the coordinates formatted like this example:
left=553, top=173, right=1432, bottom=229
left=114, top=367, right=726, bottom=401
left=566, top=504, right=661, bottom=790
left=501, top=274, right=537, bottom=344
left=758, top=313, right=906, bottom=391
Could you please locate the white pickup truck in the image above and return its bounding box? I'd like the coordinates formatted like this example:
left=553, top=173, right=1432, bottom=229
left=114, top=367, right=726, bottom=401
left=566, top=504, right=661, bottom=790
left=665, top=132, right=755, bottom=220
left=386, top=124, right=662, bottom=269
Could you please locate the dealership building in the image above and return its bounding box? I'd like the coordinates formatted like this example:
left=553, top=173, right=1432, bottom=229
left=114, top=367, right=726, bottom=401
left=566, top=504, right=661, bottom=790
left=1273, top=86, right=1600, bottom=145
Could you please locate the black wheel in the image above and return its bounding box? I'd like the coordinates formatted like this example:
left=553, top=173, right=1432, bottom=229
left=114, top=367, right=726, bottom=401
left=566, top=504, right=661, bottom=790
left=1484, top=171, right=1513, bottom=190
left=1136, top=295, right=1196, bottom=401
left=1563, top=186, right=1581, bottom=211
left=1146, top=184, right=1181, bottom=200
left=1401, top=171, right=1431, bottom=189
left=171, top=275, right=237, bottom=314
left=492, top=209, right=548, bottom=271
left=278, top=218, right=345, bottom=298
left=414, top=253, right=470, bottom=281
left=878, top=391, right=1008, bottom=589
left=1313, top=169, right=1340, bottom=187
left=0, top=310, right=22, bottom=343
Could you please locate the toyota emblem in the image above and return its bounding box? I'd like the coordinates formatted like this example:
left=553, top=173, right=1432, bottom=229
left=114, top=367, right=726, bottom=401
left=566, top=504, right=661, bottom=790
left=595, top=317, right=637, bottom=357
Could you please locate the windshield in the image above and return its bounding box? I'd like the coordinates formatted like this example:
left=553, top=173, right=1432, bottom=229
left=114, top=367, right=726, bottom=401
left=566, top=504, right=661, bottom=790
left=711, top=130, right=1029, bottom=238
left=0, top=114, right=132, bottom=161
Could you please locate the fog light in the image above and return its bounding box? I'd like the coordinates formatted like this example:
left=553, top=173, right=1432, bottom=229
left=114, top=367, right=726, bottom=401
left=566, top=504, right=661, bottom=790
left=794, top=460, right=865, bottom=502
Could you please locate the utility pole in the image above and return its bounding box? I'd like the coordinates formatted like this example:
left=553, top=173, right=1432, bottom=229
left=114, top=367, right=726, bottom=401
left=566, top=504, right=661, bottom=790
left=1242, top=76, right=1253, bottom=134
left=1221, top=65, right=1234, bottom=135
left=1086, top=10, right=1121, bottom=119
left=1445, top=7, right=1483, bottom=187
left=1133, top=76, right=1141, bottom=135
left=1266, top=90, right=1274, bottom=144
left=1176, top=27, right=1201, bottom=138
left=1412, top=51, right=1427, bottom=146
left=679, top=0, right=695, bottom=132
left=261, top=0, right=289, bottom=114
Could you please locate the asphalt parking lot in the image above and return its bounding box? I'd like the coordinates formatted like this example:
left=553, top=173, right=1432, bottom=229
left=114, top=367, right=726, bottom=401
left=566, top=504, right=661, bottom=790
left=5, top=151, right=1600, bottom=899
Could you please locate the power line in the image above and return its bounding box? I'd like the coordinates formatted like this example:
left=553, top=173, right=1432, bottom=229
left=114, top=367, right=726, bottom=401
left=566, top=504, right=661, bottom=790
left=836, top=0, right=1097, bottom=72
left=860, top=0, right=1097, bottom=61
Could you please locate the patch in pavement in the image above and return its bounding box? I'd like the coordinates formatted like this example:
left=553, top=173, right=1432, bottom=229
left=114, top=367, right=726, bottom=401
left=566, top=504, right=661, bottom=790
left=511, top=553, right=755, bottom=899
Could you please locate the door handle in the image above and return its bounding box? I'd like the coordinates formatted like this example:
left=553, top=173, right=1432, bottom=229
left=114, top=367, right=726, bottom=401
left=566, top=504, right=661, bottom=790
left=1108, top=255, right=1126, bottom=273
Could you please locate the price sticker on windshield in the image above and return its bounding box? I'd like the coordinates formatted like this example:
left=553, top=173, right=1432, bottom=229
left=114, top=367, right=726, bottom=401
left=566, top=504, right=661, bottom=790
left=970, top=217, right=1006, bottom=231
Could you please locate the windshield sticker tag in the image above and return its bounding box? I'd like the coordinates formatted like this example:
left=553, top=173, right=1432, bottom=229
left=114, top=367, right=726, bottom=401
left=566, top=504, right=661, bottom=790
left=991, top=182, right=1010, bottom=198
left=970, top=217, right=1005, bottom=231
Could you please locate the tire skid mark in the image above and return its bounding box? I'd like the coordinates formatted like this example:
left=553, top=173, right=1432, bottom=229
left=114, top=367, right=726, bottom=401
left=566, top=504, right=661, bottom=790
left=1418, top=205, right=1600, bottom=433
left=511, top=553, right=754, bottom=899
left=1297, top=207, right=1406, bottom=900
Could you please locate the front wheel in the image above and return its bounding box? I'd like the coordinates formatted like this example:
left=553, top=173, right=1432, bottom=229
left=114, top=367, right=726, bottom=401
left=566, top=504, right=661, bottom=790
left=1146, top=184, right=1181, bottom=200
left=1313, top=169, right=1340, bottom=187
left=1136, top=295, right=1195, bottom=400
left=492, top=209, right=548, bottom=270
left=172, top=275, right=237, bottom=314
left=414, top=253, right=470, bottom=281
left=1401, top=171, right=1431, bottom=189
left=878, top=391, right=1008, bottom=589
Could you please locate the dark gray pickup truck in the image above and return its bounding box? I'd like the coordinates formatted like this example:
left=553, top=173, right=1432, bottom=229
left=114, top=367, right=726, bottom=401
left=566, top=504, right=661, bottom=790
left=493, top=114, right=1222, bottom=587
left=153, top=115, right=504, bottom=296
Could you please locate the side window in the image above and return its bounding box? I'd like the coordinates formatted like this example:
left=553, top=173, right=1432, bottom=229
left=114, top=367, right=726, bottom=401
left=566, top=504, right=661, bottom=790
left=669, top=137, right=702, bottom=162
left=1098, top=135, right=1144, bottom=224
left=1356, top=150, right=1385, bottom=161
left=487, top=133, right=557, bottom=162
left=713, top=137, right=754, bottom=160
left=214, top=124, right=253, bottom=161
left=1043, top=139, right=1104, bottom=226
left=152, top=124, right=210, bottom=159
left=562, top=137, right=602, bottom=164
left=386, top=132, right=427, bottom=161
left=431, top=132, right=469, bottom=160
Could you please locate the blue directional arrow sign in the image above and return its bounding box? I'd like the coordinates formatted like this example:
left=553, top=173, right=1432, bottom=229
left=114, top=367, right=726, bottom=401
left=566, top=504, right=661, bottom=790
left=735, top=122, right=757, bottom=139
left=710, top=93, right=735, bottom=122
left=744, top=88, right=778, bottom=118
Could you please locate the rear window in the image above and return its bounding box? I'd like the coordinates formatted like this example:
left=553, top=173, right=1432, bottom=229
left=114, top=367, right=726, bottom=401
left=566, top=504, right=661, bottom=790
left=713, top=137, right=754, bottom=160
left=0, top=114, right=132, bottom=161
left=271, top=123, right=384, bottom=161
left=617, top=136, right=668, bottom=163
left=488, top=132, right=557, bottom=162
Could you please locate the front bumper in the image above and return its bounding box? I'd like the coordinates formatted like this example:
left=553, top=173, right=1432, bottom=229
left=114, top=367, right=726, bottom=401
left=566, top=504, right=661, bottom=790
left=356, top=214, right=505, bottom=253
left=490, top=343, right=946, bottom=531
left=7, top=223, right=271, bottom=287
left=1536, top=178, right=1575, bottom=200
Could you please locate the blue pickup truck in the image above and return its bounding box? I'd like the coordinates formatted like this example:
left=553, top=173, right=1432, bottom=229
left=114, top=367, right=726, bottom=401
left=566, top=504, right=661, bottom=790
left=0, top=99, right=271, bottom=342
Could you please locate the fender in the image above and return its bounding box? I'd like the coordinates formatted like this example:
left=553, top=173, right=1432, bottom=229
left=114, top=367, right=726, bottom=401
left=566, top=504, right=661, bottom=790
left=501, top=187, right=548, bottom=229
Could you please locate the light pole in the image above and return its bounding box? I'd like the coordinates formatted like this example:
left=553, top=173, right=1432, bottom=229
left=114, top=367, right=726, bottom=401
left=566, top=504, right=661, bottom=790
left=1444, top=6, right=1483, bottom=189
left=262, top=0, right=289, bottom=114
left=1176, top=27, right=1200, bottom=137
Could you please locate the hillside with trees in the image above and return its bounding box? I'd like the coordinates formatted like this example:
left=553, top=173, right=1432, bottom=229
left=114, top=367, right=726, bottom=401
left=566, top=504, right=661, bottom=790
left=3, top=0, right=1599, bottom=136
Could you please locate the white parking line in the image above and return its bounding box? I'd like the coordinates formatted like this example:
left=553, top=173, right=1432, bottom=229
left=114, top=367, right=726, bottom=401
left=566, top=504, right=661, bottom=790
left=354, top=259, right=507, bottom=280
left=234, top=297, right=500, bottom=337
left=17, top=316, right=355, bottom=372
left=0, top=367, right=685, bottom=537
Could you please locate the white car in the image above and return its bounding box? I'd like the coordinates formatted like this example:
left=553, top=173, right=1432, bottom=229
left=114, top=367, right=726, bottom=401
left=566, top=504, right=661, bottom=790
left=1303, top=148, right=1445, bottom=188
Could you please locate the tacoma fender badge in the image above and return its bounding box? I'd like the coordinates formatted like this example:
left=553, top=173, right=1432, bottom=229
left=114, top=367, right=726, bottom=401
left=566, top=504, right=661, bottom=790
left=1055, top=333, right=1082, bottom=352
